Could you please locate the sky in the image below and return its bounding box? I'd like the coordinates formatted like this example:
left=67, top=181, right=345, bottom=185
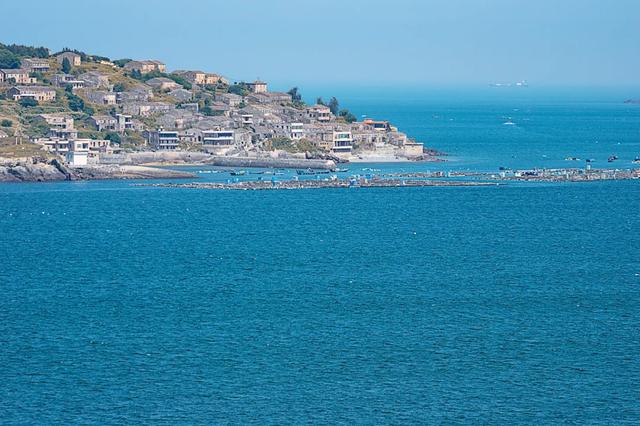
left=1, top=0, right=639, bottom=88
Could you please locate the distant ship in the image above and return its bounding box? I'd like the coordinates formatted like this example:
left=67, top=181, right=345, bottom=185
left=490, top=80, right=529, bottom=88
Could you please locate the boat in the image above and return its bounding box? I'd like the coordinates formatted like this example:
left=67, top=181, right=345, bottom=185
left=296, top=169, right=330, bottom=175
left=503, top=119, right=516, bottom=126
left=565, top=157, right=580, bottom=161
left=230, top=170, right=246, bottom=176
left=633, top=157, right=640, bottom=164
left=335, top=168, right=349, bottom=173
left=608, top=155, right=618, bottom=163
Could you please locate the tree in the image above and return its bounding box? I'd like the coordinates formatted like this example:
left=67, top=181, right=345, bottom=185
left=66, top=92, right=85, bottom=112
left=228, top=83, right=249, bottom=97
left=105, top=132, right=121, bottom=144
left=61, top=57, right=72, bottom=73
left=0, top=49, right=21, bottom=69
left=328, top=97, right=339, bottom=115
left=1, top=119, right=13, bottom=127
left=113, top=83, right=126, bottom=92
left=339, top=109, right=357, bottom=123
left=113, top=58, right=132, bottom=68
left=287, top=87, right=302, bottom=102
left=19, top=98, right=38, bottom=108
left=316, top=97, right=325, bottom=106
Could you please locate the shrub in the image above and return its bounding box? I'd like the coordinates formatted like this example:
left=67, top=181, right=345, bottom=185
left=0, top=49, right=21, bottom=69
left=1, top=119, right=13, bottom=127
left=19, top=98, right=38, bottom=107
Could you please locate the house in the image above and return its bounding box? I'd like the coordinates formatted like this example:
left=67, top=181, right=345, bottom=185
left=144, top=129, right=180, bottom=150
left=204, top=73, right=228, bottom=85
left=167, top=88, right=192, bottom=102
left=51, top=73, right=84, bottom=89
left=401, top=140, right=424, bottom=157
left=331, top=131, right=353, bottom=155
left=247, top=80, right=267, bottom=93
left=90, top=115, right=118, bottom=131
left=56, top=52, right=82, bottom=66
left=172, top=70, right=206, bottom=85
left=247, top=92, right=292, bottom=104
left=21, top=58, right=50, bottom=72
left=122, top=102, right=172, bottom=116
left=78, top=72, right=110, bottom=89
left=85, top=90, right=117, bottom=105
left=202, top=129, right=235, bottom=152
left=7, top=86, right=56, bottom=102
left=0, top=69, right=36, bottom=84
left=39, top=114, right=77, bottom=139
left=66, top=140, right=89, bottom=165
left=363, top=119, right=391, bottom=131
left=116, top=114, right=138, bottom=132
left=305, top=105, right=332, bottom=122
left=116, top=86, right=153, bottom=103
left=124, top=60, right=166, bottom=74
left=290, top=123, right=305, bottom=140
left=219, top=93, right=242, bottom=107
left=146, top=77, right=181, bottom=91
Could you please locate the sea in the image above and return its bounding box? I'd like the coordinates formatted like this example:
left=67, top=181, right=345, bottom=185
left=1, top=87, right=639, bottom=424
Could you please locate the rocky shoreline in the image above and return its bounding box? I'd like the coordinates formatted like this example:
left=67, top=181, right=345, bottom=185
left=0, top=158, right=195, bottom=183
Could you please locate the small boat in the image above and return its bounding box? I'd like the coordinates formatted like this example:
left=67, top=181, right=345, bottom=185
left=608, top=155, right=618, bottom=163
left=503, top=120, right=516, bottom=126
left=585, top=159, right=595, bottom=163
left=632, top=157, right=640, bottom=164
left=230, top=170, right=246, bottom=176
left=335, top=168, right=349, bottom=173
left=565, top=157, right=580, bottom=161
left=296, top=169, right=317, bottom=175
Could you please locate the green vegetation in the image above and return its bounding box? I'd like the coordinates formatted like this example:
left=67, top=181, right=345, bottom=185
left=0, top=49, right=21, bottom=69
left=113, top=58, right=131, bottom=68
left=0, top=42, right=49, bottom=58
left=105, top=132, right=121, bottom=144
left=316, top=97, right=325, bottom=106
left=129, top=69, right=192, bottom=89
left=339, top=109, right=357, bottom=123
left=113, top=82, right=126, bottom=92
left=288, top=87, right=305, bottom=108
left=328, top=97, right=339, bottom=115
left=61, top=57, right=72, bottom=73
left=265, top=137, right=316, bottom=153
left=66, top=91, right=94, bottom=115
left=1, top=119, right=12, bottom=127
left=228, top=83, right=250, bottom=97
left=19, top=98, right=38, bottom=108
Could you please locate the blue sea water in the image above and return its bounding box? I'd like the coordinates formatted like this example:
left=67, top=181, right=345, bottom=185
left=1, top=88, right=640, bottom=424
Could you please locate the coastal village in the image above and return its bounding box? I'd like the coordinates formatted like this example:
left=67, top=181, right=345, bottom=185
left=0, top=42, right=429, bottom=172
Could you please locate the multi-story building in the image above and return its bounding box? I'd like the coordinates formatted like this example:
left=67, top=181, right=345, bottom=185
left=331, top=131, right=353, bottom=155
left=7, top=86, right=56, bottom=102
left=21, top=58, right=50, bottom=72
left=247, top=80, right=267, bottom=93
left=0, top=69, right=36, bottom=84
left=56, top=52, right=82, bottom=66
left=124, top=60, right=166, bottom=74
left=145, top=129, right=180, bottom=150
left=290, top=123, right=305, bottom=140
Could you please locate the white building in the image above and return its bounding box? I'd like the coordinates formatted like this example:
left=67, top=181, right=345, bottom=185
left=332, top=131, right=353, bottom=155
left=290, top=123, right=305, bottom=140
left=66, top=140, right=89, bottom=166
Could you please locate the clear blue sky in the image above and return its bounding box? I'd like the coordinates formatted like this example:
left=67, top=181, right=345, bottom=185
left=1, top=0, right=639, bottom=87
